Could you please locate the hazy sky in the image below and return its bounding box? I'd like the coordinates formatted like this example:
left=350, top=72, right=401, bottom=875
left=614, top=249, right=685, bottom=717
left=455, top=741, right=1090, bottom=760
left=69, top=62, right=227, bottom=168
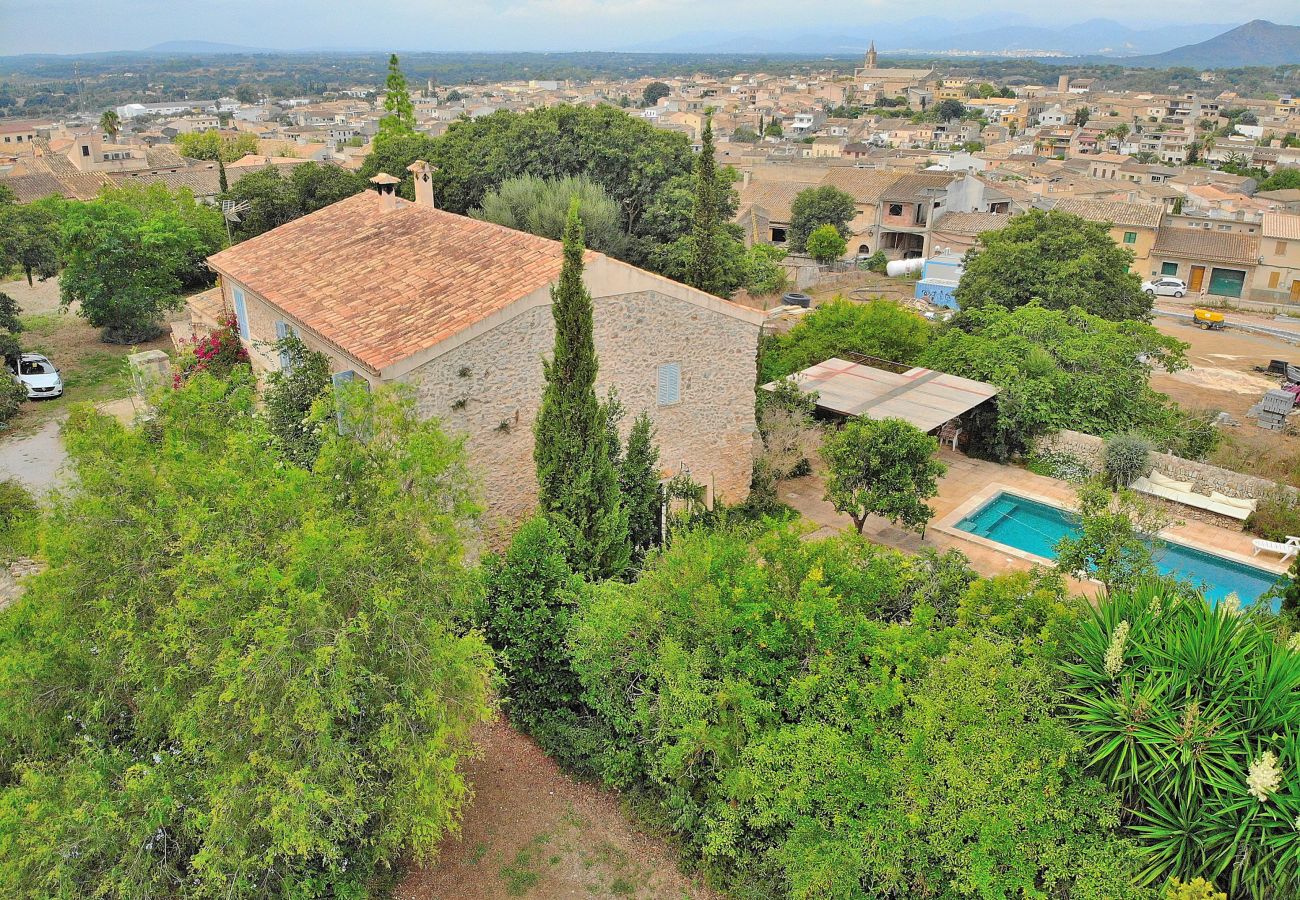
left=0, top=0, right=1295, bottom=56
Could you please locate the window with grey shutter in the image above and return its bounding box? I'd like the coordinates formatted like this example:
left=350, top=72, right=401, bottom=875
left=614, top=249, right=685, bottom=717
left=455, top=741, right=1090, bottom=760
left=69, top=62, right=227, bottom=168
left=332, top=370, right=371, bottom=435
left=657, top=362, right=681, bottom=406
left=275, top=321, right=295, bottom=371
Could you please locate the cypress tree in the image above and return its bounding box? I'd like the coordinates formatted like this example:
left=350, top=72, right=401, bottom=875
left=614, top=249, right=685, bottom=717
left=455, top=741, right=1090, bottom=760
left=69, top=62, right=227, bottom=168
left=684, top=115, right=722, bottom=296
left=534, top=199, right=630, bottom=579
left=379, top=53, right=416, bottom=138
left=620, top=412, right=662, bottom=559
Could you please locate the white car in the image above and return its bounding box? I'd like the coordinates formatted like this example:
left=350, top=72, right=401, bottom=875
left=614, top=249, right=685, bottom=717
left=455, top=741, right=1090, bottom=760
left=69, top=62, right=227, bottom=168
left=1142, top=277, right=1187, bottom=298
left=9, top=353, right=64, bottom=399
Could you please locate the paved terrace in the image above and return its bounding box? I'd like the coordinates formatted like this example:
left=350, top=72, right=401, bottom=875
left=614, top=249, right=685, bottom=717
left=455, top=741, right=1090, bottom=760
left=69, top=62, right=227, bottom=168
left=778, top=449, right=1291, bottom=599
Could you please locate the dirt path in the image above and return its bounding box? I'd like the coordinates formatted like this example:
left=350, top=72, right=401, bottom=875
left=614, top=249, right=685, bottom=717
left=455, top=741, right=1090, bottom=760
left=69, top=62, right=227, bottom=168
left=398, top=719, right=717, bottom=900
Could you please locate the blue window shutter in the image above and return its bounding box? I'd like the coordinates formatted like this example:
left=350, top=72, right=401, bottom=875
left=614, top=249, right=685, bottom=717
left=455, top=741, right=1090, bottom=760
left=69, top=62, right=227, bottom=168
left=275, top=321, right=291, bottom=370
left=657, top=362, right=681, bottom=406
left=232, top=288, right=250, bottom=339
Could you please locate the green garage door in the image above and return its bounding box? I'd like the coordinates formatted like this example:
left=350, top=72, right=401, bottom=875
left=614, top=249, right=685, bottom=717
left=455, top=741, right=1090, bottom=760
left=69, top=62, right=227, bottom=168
left=1208, top=267, right=1246, bottom=298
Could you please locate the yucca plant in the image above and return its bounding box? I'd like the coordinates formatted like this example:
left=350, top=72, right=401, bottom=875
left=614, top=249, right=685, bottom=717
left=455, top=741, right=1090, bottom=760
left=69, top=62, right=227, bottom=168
left=1060, top=579, right=1300, bottom=898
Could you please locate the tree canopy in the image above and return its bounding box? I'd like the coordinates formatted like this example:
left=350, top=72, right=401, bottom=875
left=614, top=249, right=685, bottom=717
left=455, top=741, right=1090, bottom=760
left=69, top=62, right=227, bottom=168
left=806, top=223, right=847, bottom=263
left=173, top=130, right=259, bottom=164
left=0, top=375, right=492, bottom=898
left=0, top=193, right=61, bottom=287
left=788, top=185, right=855, bottom=253
left=759, top=299, right=931, bottom=383
left=921, top=303, right=1189, bottom=459
left=955, top=209, right=1152, bottom=321
left=820, top=416, right=947, bottom=535
left=642, top=81, right=670, bottom=106
left=220, top=163, right=366, bottom=242
left=471, top=174, right=626, bottom=256
left=60, top=186, right=222, bottom=342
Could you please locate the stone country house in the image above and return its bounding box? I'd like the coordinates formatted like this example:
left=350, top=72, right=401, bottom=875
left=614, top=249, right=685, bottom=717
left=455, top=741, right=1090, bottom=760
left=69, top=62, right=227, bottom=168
left=199, top=162, right=764, bottom=529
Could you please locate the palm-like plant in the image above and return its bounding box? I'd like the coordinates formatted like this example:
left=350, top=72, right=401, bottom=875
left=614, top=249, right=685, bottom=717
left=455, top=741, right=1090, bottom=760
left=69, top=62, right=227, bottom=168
left=99, top=109, right=120, bottom=139
left=1060, top=580, right=1300, bottom=898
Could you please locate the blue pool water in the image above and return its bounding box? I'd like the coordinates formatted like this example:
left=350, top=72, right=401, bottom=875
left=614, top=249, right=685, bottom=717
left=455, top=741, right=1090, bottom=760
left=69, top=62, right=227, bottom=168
left=955, top=492, right=1283, bottom=611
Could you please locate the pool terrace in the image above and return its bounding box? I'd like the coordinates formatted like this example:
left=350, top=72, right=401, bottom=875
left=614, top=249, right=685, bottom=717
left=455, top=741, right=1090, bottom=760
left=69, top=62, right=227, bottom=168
left=777, top=449, right=1291, bottom=599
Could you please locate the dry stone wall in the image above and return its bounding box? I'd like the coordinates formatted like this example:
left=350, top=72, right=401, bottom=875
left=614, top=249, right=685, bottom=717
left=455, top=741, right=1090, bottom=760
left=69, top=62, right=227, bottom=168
left=1035, top=429, right=1298, bottom=502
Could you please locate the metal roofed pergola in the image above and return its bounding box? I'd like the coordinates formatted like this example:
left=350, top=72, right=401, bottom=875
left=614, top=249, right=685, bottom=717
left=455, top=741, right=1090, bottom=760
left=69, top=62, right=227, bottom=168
left=764, top=356, right=999, bottom=433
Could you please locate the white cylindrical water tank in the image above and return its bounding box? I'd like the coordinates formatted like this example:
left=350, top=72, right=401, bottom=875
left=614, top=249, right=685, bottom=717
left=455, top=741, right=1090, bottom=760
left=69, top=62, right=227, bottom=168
left=886, top=257, right=924, bottom=277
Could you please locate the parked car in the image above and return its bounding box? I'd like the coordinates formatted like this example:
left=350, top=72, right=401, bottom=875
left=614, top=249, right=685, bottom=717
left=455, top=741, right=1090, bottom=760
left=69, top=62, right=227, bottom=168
left=1142, top=277, right=1187, bottom=298
left=7, top=353, right=64, bottom=399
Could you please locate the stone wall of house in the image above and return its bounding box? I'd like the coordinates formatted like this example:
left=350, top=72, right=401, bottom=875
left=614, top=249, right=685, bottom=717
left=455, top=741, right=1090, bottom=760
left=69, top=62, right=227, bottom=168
left=1034, top=429, right=1298, bottom=501
left=398, top=289, right=760, bottom=535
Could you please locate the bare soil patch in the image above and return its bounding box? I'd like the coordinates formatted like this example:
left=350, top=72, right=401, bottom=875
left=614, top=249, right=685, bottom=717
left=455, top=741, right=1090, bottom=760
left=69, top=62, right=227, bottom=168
left=397, top=719, right=717, bottom=900
left=1151, top=316, right=1300, bottom=486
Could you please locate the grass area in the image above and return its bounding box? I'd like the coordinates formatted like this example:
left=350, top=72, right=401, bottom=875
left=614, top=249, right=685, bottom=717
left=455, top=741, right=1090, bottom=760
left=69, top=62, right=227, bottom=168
left=4, top=311, right=172, bottom=435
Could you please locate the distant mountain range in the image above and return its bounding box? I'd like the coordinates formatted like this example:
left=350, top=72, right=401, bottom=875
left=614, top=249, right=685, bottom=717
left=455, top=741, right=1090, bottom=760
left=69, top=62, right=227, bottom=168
left=1113, top=20, right=1300, bottom=67
left=142, top=40, right=277, bottom=54
left=624, top=18, right=1233, bottom=57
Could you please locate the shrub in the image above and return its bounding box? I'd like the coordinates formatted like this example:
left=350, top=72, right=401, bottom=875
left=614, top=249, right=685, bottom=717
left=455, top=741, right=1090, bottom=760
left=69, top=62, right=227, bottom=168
left=1244, top=490, right=1300, bottom=542
left=475, top=516, right=601, bottom=774
left=1164, top=879, right=1227, bottom=900
left=1025, top=449, right=1092, bottom=482
left=1102, top=432, right=1152, bottom=488
left=0, top=376, right=492, bottom=898
left=860, top=250, right=888, bottom=273
left=262, top=334, right=333, bottom=468
left=0, top=376, right=25, bottom=429
left=759, top=298, right=930, bottom=382
left=805, top=223, right=847, bottom=263
left=564, top=525, right=1148, bottom=897
left=1059, top=581, right=1300, bottom=899
left=0, top=478, right=37, bottom=558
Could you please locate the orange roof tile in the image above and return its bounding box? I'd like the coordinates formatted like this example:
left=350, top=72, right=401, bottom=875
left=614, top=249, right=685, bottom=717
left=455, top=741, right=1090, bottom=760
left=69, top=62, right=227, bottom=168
left=207, top=191, right=584, bottom=373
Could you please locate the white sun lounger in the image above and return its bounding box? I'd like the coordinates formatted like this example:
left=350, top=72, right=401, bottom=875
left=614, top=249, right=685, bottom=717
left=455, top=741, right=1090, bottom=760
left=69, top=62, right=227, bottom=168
left=1251, top=536, right=1300, bottom=560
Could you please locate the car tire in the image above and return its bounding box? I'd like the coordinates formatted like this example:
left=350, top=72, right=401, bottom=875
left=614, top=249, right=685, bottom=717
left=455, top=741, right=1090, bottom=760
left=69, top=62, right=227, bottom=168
left=1174, top=291, right=1184, bottom=298
left=1144, top=288, right=1155, bottom=295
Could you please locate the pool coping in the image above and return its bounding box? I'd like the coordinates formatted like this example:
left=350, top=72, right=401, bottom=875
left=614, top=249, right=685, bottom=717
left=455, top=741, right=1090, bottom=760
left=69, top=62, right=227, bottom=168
left=933, top=482, right=1292, bottom=579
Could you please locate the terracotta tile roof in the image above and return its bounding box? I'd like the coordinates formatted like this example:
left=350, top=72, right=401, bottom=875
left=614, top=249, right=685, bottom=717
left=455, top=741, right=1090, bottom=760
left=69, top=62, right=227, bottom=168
left=207, top=191, right=585, bottom=373
left=819, top=167, right=902, bottom=202
left=735, top=179, right=818, bottom=223
left=880, top=172, right=957, bottom=202
left=2, top=173, right=68, bottom=202
left=1262, top=212, right=1300, bottom=241
left=109, top=165, right=222, bottom=196
left=1050, top=198, right=1163, bottom=229
left=1152, top=227, right=1260, bottom=265
left=932, top=211, right=1011, bottom=236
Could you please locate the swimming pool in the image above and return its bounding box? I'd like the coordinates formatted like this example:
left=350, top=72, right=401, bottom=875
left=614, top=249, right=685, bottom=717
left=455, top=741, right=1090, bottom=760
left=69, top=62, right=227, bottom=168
left=955, top=491, right=1283, bottom=610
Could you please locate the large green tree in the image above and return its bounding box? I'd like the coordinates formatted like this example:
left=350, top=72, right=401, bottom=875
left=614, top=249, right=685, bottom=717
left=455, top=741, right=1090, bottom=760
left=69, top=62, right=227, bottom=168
left=0, top=375, right=492, bottom=899
left=683, top=116, right=730, bottom=296
left=788, top=185, right=856, bottom=253
left=1054, top=479, right=1167, bottom=594
left=98, top=182, right=224, bottom=287
left=59, top=195, right=208, bottom=342
left=533, top=201, right=630, bottom=579
left=472, top=174, right=626, bottom=255
left=173, top=130, right=259, bottom=164
left=820, top=416, right=947, bottom=535
left=378, top=53, right=416, bottom=138
left=955, top=209, right=1152, bottom=321
left=921, top=303, right=1189, bottom=459
left=0, top=194, right=62, bottom=287
left=220, top=163, right=365, bottom=242
left=0, top=291, right=20, bottom=360
left=642, top=81, right=670, bottom=106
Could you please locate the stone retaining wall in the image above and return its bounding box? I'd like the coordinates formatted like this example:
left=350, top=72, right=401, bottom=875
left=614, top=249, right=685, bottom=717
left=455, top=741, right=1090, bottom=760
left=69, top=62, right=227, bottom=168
left=1034, top=429, right=1299, bottom=502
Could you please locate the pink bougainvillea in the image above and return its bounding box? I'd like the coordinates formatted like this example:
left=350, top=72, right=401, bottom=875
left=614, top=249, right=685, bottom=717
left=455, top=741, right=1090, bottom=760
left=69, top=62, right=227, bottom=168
left=174, top=315, right=250, bottom=387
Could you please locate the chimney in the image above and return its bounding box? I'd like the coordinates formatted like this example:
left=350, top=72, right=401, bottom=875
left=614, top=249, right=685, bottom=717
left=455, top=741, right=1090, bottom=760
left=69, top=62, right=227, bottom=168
left=407, top=160, right=438, bottom=208
left=369, top=172, right=401, bottom=211
left=741, top=169, right=751, bottom=188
